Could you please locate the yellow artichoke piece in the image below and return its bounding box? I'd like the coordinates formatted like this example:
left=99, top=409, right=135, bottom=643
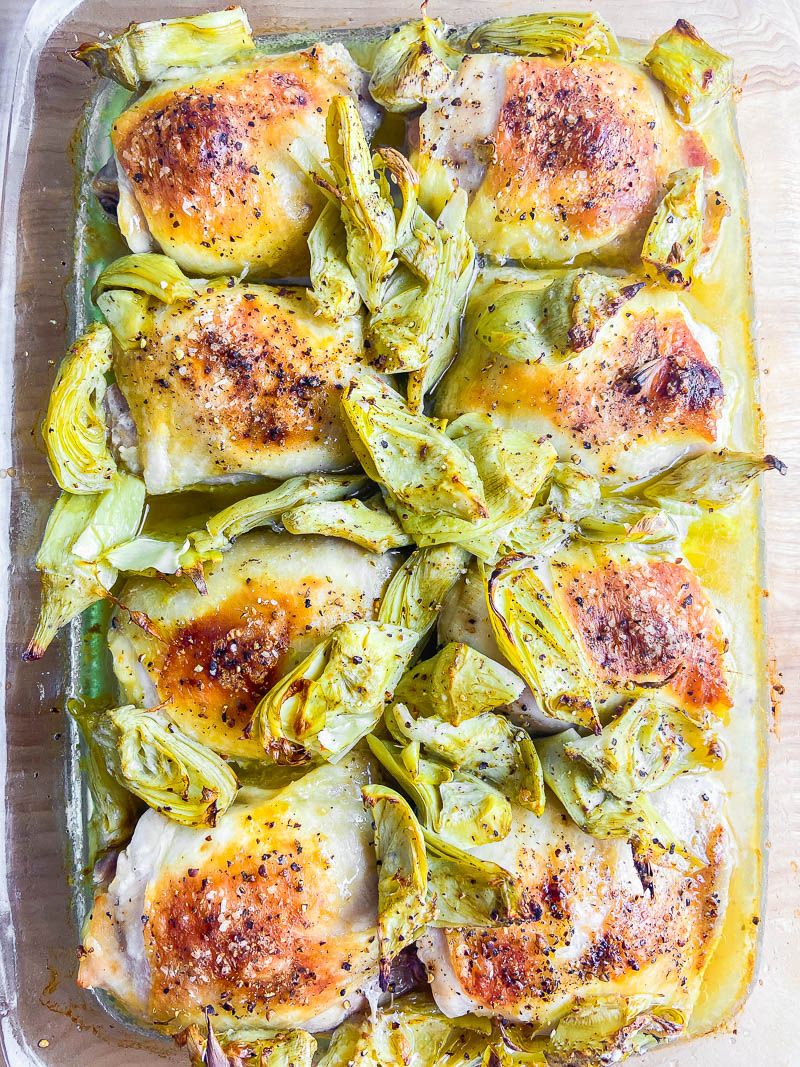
left=42, top=322, right=117, bottom=494
left=91, top=704, right=238, bottom=826
left=307, top=201, right=362, bottom=322
left=363, top=783, right=434, bottom=986
left=544, top=995, right=685, bottom=1065
left=322, top=95, right=397, bottom=312
left=68, top=698, right=142, bottom=864
left=24, top=474, right=145, bottom=660
left=545, top=464, right=600, bottom=521
left=576, top=498, right=677, bottom=549
left=186, top=1021, right=316, bottom=1067
left=474, top=271, right=643, bottom=363
left=92, top=252, right=196, bottom=304
left=248, top=621, right=417, bottom=764
left=397, top=427, right=557, bottom=559
left=498, top=506, right=575, bottom=560
left=395, top=642, right=524, bottom=724
left=633, top=449, right=787, bottom=513
left=645, top=19, right=733, bottom=124
left=95, top=289, right=153, bottom=350
left=102, top=530, right=194, bottom=576
left=564, top=696, right=723, bottom=801
left=465, top=12, right=617, bottom=60
left=281, top=496, right=413, bottom=553
left=341, top=374, right=488, bottom=523
left=377, top=543, right=469, bottom=639
left=368, top=17, right=459, bottom=113
left=70, top=7, right=254, bottom=91
left=386, top=702, right=545, bottom=817
left=485, top=556, right=600, bottom=731
left=641, top=168, right=705, bottom=287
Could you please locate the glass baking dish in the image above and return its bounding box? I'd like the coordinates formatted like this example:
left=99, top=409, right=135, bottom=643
left=1, top=1, right=798, bottom=1063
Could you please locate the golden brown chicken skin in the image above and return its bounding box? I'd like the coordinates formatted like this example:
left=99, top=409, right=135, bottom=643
left=415, top=54, right=713, bottom=265
left=112, top=44, right=366, bottom=277
left=110, top=282, right=365, bottom=494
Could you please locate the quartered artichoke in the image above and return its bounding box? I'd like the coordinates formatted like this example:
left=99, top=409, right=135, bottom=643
left=93, top=252, right=197, bottom=305
left=42, top=323, right=117, bottom=494
left=630, top=450, right=787, bottom=513
left=641, top=168, right=705, bottom=287
left=185, top=1021, right=317, bottom=1067
left=645, top=19, right=734, bottom=124
left=395, top=642, right=524, bottom=723
left=281, top=495, right=413, bottom=553
left=306, top=201, right=362, bottom=322
left=368, top=16, right=459, bottom=113
left=70, top=7, right=255, bottom=91
left=25, top=474, right=145, bottom=660
left=464, top=12, right=618, bottom=60
left=377, top=543, right=469, bottom=639
left=247, top=621, right=417, bottom=763
left=87, top=704, right=238, bottom=827
left=485, top=555, right=600, bottom=731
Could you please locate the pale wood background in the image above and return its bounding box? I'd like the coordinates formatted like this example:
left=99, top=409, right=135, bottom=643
left=0, top=1, right=797, bottom=1065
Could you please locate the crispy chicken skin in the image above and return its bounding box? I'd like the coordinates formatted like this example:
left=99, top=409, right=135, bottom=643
left=417, top=776, right=732, bottom=1026
left=435, top=280, right=725, bottom=483
left=108, top=532, right=400, bottom=760
left=414, top=53, right=713, bottom=265
left=112, top=43, right=366, bottom=278
left=111, top=282, right=365, bottom=494
left=78, top=756, right=379, bottom=1032
left=439, top=549, right=731, bottom=732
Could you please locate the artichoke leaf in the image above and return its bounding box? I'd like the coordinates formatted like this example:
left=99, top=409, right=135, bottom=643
left=385, top=702, right=545, bottom=816
left=363, top=783, right=434, bottom=986
left=368, top=17, right=459, bottom=113
left=641, top=168, right=705, bottom=288
left=341, top=374, right=488, bottom=523
left=281, top=495, right=413, bottom=553
left=70, top=7, right=255, bottom=91
left=307, top=200, right=362, bottom=322
left=394, top=642, right=524, bottom=724
left=94, top=704, right=238, bottom=826
left=645, top=19, right=733, bottom=124
left=631, top=449, right=787, bottom=513
left=576, top=498, right=678, bottom=549
left=96, top=289, right=153, bottom=350
left=485, top=556, right=600, bottom=731
left=185, top=1022, right=316, bottom=1067
left=322, top=95, right=397, bottom=312
left=544, top=464, right=600, bottom=522
left=543, top=995, right=685, bottom=1066
left=24, top=474, right=146, bottom=660
left=563, top=696, right=724, bottom=802
left=68, top=699, right=142, bottom=864
left=93, top=252, right=196, bottom=304
left=498, top=506, right=575, bottom=561
left=377, top=543, right=469, bottom=640
left=43, top=322, right=117, bottom=494
left=248, top=622, right=417, bottom=764
left=465, top=13, right=617, bottom=60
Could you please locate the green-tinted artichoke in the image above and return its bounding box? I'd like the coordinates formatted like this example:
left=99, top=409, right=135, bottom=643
left=68, top=699, right=142, bottom=864
left=368, top=17, right=459, bottom=113
left=394, top=642, right=524, bottom=724
left=307, top=200, right=362, bottom=322
left=465, top=12, right=617, bottom=60
left=95, top=289, right=153, bottom=350
left=93, top=252, right=196, bottom=304
left=386, top=701, right=544, bottom=816
left=641, top=168, right=705, bottom=288
left=248, top=621, right=417, bottom=764
left=377, top=543, right=469, bottom=639
left=544, top=995, right=685, bottom=1066
left=70, top=8, right=255, bottom=90
left=576, top=498, right=678, bottom=548
left=93, top=704, right=238, bottom=826
left=24, top=474, right=146, bottom=660
left=486, top=556, right=599, bottom=731
left=633, top=450, right=787, bottom=513
left=341, top=374, right=488, bottom=523
left=281, top=496, right=413, bottom=553
left=544, top=464, right=601, bottom=522
left=185, top=1020, right=316, bottom=1067
left=42, top=323, right=117, bottom=494
left=645, top=19, right=733, bottom=124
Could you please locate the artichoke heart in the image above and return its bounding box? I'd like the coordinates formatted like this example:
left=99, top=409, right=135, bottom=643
left=386, top=701, right=544, bottom=816
left=248, top=621, right=417, bottom=764
left=563, top=695, right=724, bottom=801
left=341, top=374, right=488, bottom=523
left=43, top=322, right=117, bottom=494
left=645, top=19, right=733, bottom=124
left=281, top=496, right=413, bottom=554
left=544, top=995, right=685, bottom=1065
left=93, top=704, right=238, bottom=826
left=93, top=252, right=197, bottom=304
left=24, top=474, right=145, bottom=660
left=641, top=168, right=705, bottom=288
left=486, top=556, right=600, bottom=731
left=70, top=7, right=255, bottom=91
left=377, top=543, right=469, bottom=639
left=185, top=1022, right=317, bottom=1067
left=395, top=641, right=524, bottom=724
left=368, top=17, right=459, bottom=113
left=465, top=12, right=617, bottom=60
left=632, top=449, right=787, bottom=513
left=307, top=201, right=362, bottom=322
